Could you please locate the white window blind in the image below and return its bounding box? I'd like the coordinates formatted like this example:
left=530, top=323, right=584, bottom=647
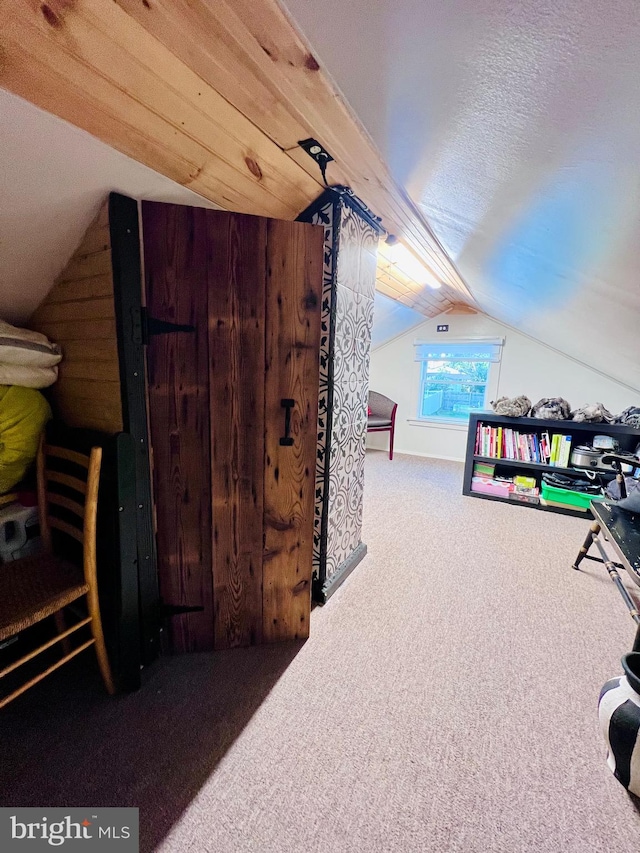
left=414, top=339, right=503, bottom=363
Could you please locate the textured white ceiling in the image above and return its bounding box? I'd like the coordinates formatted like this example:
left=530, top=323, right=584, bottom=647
left=0, top=90, right=219, bottom=324
left=283, top=0, right=640, bottom=391
left=372, top=292, right=425, bottom=349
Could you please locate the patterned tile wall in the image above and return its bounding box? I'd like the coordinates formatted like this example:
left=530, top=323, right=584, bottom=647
left=303, top=190, right=379, bottom=593
left=308, top=200, right=336, bottom=579
left=325, top=202, right=378, bottom=578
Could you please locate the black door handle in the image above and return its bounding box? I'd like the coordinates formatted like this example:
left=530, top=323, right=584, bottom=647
left=280, top=399, right=295, bottom=446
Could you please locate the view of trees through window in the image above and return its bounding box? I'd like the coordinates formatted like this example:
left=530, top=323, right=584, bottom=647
left=420, top=358, right=489, bottom=420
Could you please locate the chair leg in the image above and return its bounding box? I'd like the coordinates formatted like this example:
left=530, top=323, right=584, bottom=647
left=53, top=609, right=71, bottom=655
left=389, top=425, right=395, bottom=461
left=86, top=588, right=115, bottom=695
left=572, top=522, right=600, bottom=570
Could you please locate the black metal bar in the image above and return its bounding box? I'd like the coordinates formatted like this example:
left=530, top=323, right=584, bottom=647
left=298, top=192, right=339, bottom=597
left=581, top=554, right=625, bottom=569
left=313, top=542, right=368, bottom=604
left=594, top=536, right=640, bottom=627
left=109, top=192, right=160, bottom=667
left=280, top=398, right=295, bottom=446
left=114, top=432, right=142, bottom=691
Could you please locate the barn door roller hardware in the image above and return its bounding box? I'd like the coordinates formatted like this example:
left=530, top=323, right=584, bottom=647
left=131, top=307, right=196, bottom=344
left=298, top=138, right=334, bottom=186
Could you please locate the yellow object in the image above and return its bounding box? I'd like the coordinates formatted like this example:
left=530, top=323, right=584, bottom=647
left=514, top=475, right=537, bottom=489
left=0, top=385, right=51, bottom=494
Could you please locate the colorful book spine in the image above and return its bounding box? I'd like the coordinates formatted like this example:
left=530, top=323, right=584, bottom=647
left=475, top=424, right=570, bottom=466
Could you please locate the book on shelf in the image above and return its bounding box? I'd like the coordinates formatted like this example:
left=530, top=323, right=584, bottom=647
left=474, top=422, right=572, bottom=466
left=549, top=433, right=572, bottom=467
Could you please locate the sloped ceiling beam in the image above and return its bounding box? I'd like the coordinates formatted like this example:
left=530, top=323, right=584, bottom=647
left=0, top=0, right=475, bottom=307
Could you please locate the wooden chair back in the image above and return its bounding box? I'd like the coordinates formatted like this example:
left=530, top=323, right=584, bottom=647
left=37, top=437, right=102, bottom=589
left=0, top=436, right=114, bottom=708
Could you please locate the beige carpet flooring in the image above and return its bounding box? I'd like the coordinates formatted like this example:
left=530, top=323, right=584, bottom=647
left=1, top=451, right=640, bottom=852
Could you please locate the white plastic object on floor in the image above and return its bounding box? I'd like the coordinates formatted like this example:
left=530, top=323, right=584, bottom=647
left=0, top=503, right=41, bottom=562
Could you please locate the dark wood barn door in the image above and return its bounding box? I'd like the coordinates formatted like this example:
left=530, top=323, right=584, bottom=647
left=141, top=203, right=323, bottom=652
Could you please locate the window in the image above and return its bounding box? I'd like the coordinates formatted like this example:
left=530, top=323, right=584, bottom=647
left=414, top=341, right=502, bottom=422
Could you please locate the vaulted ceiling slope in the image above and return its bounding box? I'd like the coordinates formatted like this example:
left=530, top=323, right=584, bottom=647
left=0, top=0, right=471, bottom=315
left=282, top=0, right=640, bottom=391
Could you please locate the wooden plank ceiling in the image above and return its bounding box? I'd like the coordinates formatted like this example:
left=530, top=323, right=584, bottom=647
left=375, top=244, right=455, bottom=319
left=0, top=0, right=475, bottom=310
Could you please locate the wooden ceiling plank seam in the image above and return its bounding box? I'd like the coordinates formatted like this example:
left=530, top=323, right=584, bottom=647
left=374, top=273, right=447, bottom=316
left=116, top=0, right=475, bottom=300
left=376, top=264, right=451, bottom=310
left=114, top=0, right=312, bottom=152
left=394, top=293, right=438, bottom=317
left=6, top=0, right=476, bottom=305
left=214, top=0, right=395, bottom=168
left=76, top=0, right=322, bottom=205
left=374, top=279, right=419, bottom=306
left=378, top=284, right=449, bottom=317
left=114, top=0, right=391, bottom=197
left=375, top=193, right=470, bottom=292
left=4, top=4, right=315, bottom=219
left=374, top=272, right=409, bottom=299
left=0, top=29, right=292, bottom=218
left=20, top=0, right=464, bottom=292
left=373, top=277, right=450, bottom=317
left=1, top=60, right=295, bottom=222
left=230, top=0, right=473, bottom=297
left=10, top=3, right=319, bottom=214
left=380, top=263, right=451, bottom=308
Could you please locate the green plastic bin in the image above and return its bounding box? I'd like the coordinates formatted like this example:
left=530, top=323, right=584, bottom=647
left=541, top=482, right=605, bottom=510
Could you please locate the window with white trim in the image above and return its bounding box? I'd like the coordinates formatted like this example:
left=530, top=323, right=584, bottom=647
left=414, top=341, right=503, bottom=422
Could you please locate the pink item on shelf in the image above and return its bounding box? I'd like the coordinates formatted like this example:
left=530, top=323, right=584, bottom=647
left=470, top=476, right=513, bottom=499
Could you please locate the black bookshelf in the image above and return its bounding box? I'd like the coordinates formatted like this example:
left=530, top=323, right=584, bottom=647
left=463, top=411, right=640, bottom=519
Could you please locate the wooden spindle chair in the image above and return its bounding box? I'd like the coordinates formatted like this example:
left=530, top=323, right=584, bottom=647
left=0, top=437, right=115, bottom=708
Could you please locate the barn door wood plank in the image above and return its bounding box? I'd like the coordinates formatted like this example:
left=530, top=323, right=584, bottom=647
left=263, top=220, right=323, bottom=641
left=142, top=201, right=214, bottom=652
left=207, top=211, right=266, bottom=649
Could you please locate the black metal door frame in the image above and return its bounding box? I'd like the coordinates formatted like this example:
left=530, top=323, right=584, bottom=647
left=109, top=192, right=161, bottom=669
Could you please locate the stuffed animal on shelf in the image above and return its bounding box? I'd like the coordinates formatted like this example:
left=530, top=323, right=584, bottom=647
left=571, top=402, right=614, bottom=423
left=490, top=395, right=531, bottom=417
left=531, top=397, right=572, bottom=420
left=615, top=406, right=640, bottom=430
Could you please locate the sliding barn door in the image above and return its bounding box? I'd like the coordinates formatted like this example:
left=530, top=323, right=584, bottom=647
left=141, top=202, right=323, bottom=652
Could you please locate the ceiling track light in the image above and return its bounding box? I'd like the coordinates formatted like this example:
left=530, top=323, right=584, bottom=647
left=382, top=238, right=442, bottom=289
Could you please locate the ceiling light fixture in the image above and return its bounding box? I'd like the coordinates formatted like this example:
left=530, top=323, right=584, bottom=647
left=384, top=241, right=442, bottom=289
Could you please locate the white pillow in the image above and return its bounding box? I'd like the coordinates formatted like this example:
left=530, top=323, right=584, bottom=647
left=0, top=363, right=58, bottom=389
left=0, top=320, right=62, bottom=368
